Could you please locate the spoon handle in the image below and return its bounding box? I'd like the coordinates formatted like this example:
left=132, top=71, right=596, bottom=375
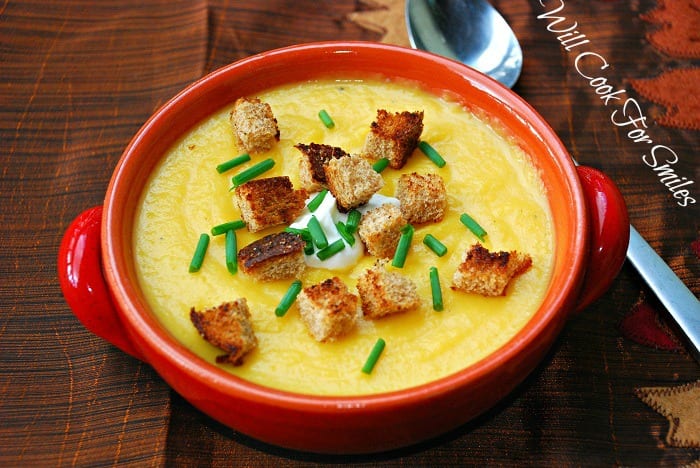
left=626, top=224, right=700, bottom=361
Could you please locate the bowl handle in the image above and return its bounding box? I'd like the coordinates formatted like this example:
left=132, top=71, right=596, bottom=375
left=574, top=166, right=630, bottom=312
left=58, top=206, right=145, bottom=360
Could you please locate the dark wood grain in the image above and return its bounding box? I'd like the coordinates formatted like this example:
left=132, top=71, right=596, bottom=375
left=1, top=0, right=698, bottom=466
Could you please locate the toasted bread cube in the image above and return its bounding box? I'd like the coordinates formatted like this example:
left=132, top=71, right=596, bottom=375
left=297, top=277, right=359, bottom=342
left=451, top=244, right=533, bottom=296
left=230, top=97, right=280, bottom=153
left=238, top=231, right=306, bottom=282
left=357, top=203, right=406, bottom=258
left=234, top=176, right=307, bottom=233
left=396, top=172, right=447, bottom=224
left=323, top=154, right=384, bottom=212
left=357, top=260, right=421, bottom=319
left=295, top=142, right=350, bottom=192
left=190, top=299, right=257, bottom=366
left=362, top=109, right=424, bottom=169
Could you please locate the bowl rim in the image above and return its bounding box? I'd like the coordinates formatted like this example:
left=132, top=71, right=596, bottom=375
left=102, top=41, right=586, bottom=411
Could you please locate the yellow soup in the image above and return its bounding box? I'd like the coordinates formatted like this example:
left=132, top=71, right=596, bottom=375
left=133, top=79, right=554, bottom=396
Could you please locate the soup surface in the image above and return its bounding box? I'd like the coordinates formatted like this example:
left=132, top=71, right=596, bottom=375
left=133, top=78, right=554, bottom=396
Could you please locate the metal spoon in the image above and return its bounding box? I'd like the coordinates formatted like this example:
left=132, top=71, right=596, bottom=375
left=405, top=0, right=700, bottom=359
left=406, top=0, right=523, bottom=88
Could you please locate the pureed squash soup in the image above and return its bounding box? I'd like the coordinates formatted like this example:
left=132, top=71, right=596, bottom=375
left=133, top=78, right=554, bottom=396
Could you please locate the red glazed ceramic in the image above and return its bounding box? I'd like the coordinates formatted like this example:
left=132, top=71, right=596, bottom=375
left=58, top=42, right=629, bottom=454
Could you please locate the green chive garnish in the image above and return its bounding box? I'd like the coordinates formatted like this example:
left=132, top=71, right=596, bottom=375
left=285, top=226, right=312, bottom=242
left=429, top=266, right=444, bottom=311
left=391, top=224, right=414, bottom=268
left=362, top=338, right=386, bottom=374
left=307, top=189, right=328, bottom=212
left=275, top=280, right=302, bottom=317
left=231, top=158, right=275, bottom=188
left=372, top=157, right=390, bottom=173
left=316, top=239, right=345, bottom=260
left=423, top=234, right=447, bottom=257
left=318, top=109, right=335, bottom=128
left=418, top=141, right=446, bottom=168
left=460, top=213, right=487, bottom=241
left=188, top=233, right=210, bottom=273
left=225, top=229, right=237, bottom=274
left=216, top=153, right=251, bottom=174
left=335, top=221, right=355, bottom=246
left=345, top=209, right=361, bottom=234
left=284, top=227, right=314, bottom=254
left=307, top=216, right=328, bottom=249
left=211, top=219, right=246, bottom=236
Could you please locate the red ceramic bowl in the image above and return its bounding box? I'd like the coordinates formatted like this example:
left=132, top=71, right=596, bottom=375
left=58, top=42, right=629, bottom=454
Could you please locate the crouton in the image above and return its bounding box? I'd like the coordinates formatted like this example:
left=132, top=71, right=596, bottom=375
left=356, top=260, right=421, bottom=319
left=238, top=231, right=306, bottom=282
left=230, top=97, right=280, bottom=153
left=451, top=244, right=533, bottom=296
left=396, top=172, right=447, bottom=224
left=295, top=142, right=350, bottom=191
left=357, top=203, right=406, bottom=258
left=234, top=176, right=307, bottom=233
left=190, top=299, right=257, bottom=365
left=323, top=154, right=384, bottom=212
left=297, top=277, right=359, bottom=342
left=362, top=109, right=424, bottom=169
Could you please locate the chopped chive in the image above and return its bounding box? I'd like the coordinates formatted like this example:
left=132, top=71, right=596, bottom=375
left=216, top=153, right=251, bottom=174
left=211, top=219, right=246, bottom=236
left=335, top=221, right=355, bottom=246
left=307, top=215, right=328, bottom=249
left=460, top=213, right=487, bottom=241
left=316, top=239, right=346, bottom=260
left=231, top=158, right=275, bottom=188
left=275, top=280, right=302, bottom=317
left=285, top=226, right=312, bottom=242
left=307, top=189, right=328, bottom=212
left=318, top=109, right=335, bottom=128
left=304, top=241, right=315, bottom=255
left=391, top=224, right=414, bottom=268
left=423, top=234, right=447, bottom=257
left=362, top=338, right=386, bottom=374
left=429, top=267, right=444, bottom=311
left=225, top=229, right=237, bottom=274
left=372, top=157, right=390, bottom=173
left=418, top=141, right=446, bottom=168
left=345, top=209, right=361, bottom=234
left=188, top=233, right=210, bottom=273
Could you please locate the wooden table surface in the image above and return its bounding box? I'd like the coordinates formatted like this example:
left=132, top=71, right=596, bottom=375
left=2, top=0, right=699, bottom=465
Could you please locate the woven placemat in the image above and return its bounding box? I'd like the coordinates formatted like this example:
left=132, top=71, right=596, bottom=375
left=618, top=294, right=684, bottom=352
left=641, top=0, right=700, bottom=59
left=636, top=381, right=700, bottom=448
left=634, top=0, right=700, bottom=130
left=632, top=3, right=699, bottom=449
left=629, top=67, right=700, bottom=131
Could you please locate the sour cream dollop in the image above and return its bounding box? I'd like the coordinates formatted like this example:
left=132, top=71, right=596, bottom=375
left=289, top=191, right=399, bottom=270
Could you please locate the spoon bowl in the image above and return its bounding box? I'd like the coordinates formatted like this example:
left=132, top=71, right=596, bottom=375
left=406, top=0, right=523, bottom=88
